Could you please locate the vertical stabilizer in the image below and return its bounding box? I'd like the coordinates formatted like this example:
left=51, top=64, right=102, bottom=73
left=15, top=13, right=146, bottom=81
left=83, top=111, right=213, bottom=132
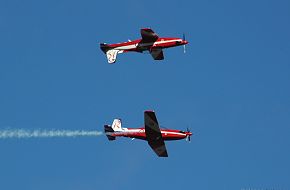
left=112, top=119, right=123, bottom=131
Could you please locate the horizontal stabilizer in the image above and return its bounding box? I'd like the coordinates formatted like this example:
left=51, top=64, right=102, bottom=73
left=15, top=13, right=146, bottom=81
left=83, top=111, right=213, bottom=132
left=100, top=43, right=112, bottom=54
left=104, top=125, right=115, bottom=141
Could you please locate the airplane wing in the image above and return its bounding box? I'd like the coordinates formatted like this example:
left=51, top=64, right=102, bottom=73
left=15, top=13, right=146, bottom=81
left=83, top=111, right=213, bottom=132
left=141, top=28, right=159, bottom=43
left=144, top=111, right=168, bottom=157
left=150, top=48, right=164, bottom=60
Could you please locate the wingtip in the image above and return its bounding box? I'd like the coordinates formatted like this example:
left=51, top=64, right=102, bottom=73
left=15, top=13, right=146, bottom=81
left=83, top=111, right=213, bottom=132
left=144, top=110, right=155, bottom=113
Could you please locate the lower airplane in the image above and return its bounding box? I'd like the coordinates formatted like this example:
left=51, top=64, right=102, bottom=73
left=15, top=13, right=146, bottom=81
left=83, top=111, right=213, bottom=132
left=104, top=111, right=192, bottom=157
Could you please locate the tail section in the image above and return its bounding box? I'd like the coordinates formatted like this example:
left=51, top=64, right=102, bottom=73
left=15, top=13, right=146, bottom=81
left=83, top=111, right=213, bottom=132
left=100, top=43, right=112, bottom=54
left=104, top=125, right=115, bottom=141
left=112, top=118, right=123, bottom=131
left=106, top=49, right=119, bottom=64
left=104, top=119, right=123, bottom=141
left=100, top=43, right=121, bottom=64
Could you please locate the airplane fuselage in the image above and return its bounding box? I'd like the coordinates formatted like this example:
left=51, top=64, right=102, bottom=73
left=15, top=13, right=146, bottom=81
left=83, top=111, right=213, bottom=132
left=111, top=127, right=191, bottom=141
left=100, top=28, right=189, bottom=63
left=107, top=37, right=188, bottom=53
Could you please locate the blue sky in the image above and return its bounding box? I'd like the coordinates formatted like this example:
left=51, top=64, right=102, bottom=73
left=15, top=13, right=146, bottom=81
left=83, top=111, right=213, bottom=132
left=0, top=0, right=290, bottom=189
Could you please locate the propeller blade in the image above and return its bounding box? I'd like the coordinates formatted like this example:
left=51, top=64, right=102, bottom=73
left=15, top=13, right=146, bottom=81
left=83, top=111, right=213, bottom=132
left=182, top=33, right=186, bottom=54
left=185, top=127, right=191, bottom=142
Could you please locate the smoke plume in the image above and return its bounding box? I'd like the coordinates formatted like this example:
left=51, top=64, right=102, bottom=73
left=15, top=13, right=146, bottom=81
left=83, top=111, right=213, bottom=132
left=0, top=129, right=103, bottom=139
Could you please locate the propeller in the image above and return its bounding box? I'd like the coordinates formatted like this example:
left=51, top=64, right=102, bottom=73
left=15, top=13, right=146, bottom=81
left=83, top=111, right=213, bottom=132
left=183, top=33, right=186, bottom=53
left=185, top=127, right=191, bottom=142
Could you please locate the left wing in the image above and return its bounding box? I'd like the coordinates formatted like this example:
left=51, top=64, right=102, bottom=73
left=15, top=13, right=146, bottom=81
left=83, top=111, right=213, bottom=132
left=144, top=111, right=168, bottom=157
left=150, top=48, right=164, bottom=60
left=141, top=28, right=159, bottom=43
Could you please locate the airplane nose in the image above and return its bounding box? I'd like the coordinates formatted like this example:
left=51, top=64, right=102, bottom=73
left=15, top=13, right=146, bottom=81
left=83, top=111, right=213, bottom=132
left=183, top=40, right=188, bottom=45
left=185, top=131, right=192, bottom=142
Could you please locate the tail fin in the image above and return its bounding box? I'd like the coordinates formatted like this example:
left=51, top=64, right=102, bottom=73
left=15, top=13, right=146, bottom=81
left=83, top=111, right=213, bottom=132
left=104, top=125, right=116, bottom=141
left=104, top=118, right=123, bottom=141
left=106, top=49, right=119, bottom=63
left=100, top=43, right=120, bottom=64
left=112, top=118, right=123, bottom=131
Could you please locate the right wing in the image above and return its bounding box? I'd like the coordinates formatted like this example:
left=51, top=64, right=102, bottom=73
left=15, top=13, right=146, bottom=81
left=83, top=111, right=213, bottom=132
left=150, top=48, right=164, bottom=60
left=144, top=111, right=168, bottom=157
left=141, top=28, right=159, bottom=43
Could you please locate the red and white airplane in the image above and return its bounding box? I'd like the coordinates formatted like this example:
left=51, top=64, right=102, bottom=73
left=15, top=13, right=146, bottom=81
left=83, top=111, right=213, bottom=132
left=100, top=28, right=188, bottom=63
left=104, top=111, right=192, bottom=157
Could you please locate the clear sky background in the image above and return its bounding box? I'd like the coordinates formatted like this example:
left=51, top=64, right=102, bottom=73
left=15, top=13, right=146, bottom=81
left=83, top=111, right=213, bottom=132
left=0, top=0, right=290, bottom=189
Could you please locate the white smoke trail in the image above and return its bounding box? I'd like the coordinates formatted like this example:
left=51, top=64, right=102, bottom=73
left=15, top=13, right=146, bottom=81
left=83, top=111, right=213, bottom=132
left=0, top=129, right=103, bottom=139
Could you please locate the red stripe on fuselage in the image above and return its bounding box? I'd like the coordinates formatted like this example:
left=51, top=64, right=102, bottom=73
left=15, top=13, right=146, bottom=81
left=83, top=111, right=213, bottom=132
left=111, top=128, right=188, bottom=141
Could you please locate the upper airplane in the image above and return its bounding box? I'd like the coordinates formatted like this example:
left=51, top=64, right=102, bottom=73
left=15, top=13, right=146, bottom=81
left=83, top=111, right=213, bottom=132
left=100, top=28, right=188, bottom=63
left=104, top=111, right=192, bottom=157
